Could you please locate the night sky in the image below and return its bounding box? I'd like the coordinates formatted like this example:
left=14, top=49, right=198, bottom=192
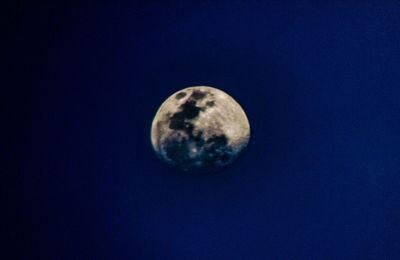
left=6, top=1, right=400, bottom=259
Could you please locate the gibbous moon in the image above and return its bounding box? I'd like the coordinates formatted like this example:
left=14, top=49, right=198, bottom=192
left=151, top=86, right=250, bottom=172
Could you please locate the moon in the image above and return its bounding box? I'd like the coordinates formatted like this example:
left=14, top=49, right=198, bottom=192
left=151, top=86, right=250, bottom=172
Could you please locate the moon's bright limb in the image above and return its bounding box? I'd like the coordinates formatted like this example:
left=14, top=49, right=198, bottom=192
left=151, top=86, right=250, bottom=172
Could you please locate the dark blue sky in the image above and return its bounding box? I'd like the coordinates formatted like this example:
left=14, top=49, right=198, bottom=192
left=6, top=1, right=400, bottom=259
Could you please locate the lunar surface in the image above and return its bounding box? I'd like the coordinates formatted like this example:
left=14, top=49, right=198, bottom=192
left=151, top=86, right=250, bottom=172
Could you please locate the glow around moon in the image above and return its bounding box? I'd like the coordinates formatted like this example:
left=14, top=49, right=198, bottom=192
left=151, top=86, right=250, bottom=172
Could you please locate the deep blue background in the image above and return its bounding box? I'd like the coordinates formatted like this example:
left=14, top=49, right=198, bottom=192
left=6, top=1, right=400, bottom=259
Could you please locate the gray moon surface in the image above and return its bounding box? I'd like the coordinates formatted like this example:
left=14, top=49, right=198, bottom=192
left=151, top=86, right=250, bottom=172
